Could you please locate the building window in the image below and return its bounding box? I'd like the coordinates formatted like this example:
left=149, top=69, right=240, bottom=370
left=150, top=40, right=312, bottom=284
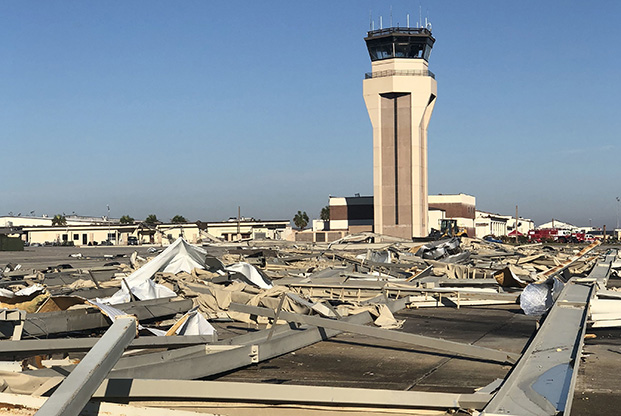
left=73, top=234, right=79, bottom=240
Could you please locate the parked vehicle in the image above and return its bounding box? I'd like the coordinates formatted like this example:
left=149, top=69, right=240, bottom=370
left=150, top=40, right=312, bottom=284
left=483, top=235, right=503, bottom=243
left=528, top=228, right=585, bottom=243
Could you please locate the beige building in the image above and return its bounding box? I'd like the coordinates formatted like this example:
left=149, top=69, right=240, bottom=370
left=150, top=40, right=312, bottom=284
left=428, top=194, right=476, bottom=236
left=427, top=208, right=446, bottom=233
left=0, top=215, right=111, bottom=228
left=21, top=219, right=291, bottom=246
left=327, top=196, right=374, bottom=234
left=200, top=220, right=291, bottom=242
left=475, top=211, right=508, bottom=238
left=23, top=225, right=131, bottom=246
left=363, top=27, right=437, bottom=238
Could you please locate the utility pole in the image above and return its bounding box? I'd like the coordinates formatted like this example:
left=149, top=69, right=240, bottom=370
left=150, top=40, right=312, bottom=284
left=515, top=205, right=519, bottom=245
left=107, top=204, right=111, bottom=245
left=237, top=206, right=241, bottom=241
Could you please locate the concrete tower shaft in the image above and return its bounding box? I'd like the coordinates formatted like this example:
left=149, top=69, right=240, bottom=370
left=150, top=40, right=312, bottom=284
left=363, top=27, right=437, bottom=238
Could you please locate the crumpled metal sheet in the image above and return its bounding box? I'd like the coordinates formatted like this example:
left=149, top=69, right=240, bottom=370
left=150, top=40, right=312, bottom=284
left=225, top=262, right=273, bottom=289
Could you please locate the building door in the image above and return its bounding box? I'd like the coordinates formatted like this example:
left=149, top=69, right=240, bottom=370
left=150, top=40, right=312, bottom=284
left=82, top=234, right=87, bottom=245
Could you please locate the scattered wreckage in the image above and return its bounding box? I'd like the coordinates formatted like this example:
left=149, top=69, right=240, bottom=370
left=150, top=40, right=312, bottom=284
left=0, top=235, right=618, bottom=415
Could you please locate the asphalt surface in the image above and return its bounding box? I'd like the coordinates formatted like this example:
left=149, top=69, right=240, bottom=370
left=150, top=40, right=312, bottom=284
left=0, top=245, right=159, bottom=271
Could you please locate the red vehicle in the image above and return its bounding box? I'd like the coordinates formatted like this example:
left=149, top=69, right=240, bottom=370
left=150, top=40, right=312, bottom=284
left=528, top=228, right=581, bottom=243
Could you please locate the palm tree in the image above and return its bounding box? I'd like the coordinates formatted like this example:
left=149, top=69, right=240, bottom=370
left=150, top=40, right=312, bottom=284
left=51, top=214, right=67, bottom=226
left=144, top=214, right=159, bottom=225
left=171, top=215, right=188, bottom=223
left=293, top=211, right=309, bottom=230
left=320, top=206, right=330, bottom=221
left=120, top=215, right=135, bottom=224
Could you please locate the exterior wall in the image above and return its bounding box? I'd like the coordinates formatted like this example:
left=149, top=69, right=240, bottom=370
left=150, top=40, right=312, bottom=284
left=429, top=194, right=476, bottom=237
left=428, top=194, right=476, bottom=219
left=157, top=224, right=201, bottom=244
left=505, top=217, right=535, bottom=236
left=328, top=196, right=374, bottom=233
left=428, top=209, right=446, bottom=234
left=348, top=225, right=373, bottom=234
left=329, top=198, right=348, bottom=221
left=204, top=221, right=290, bottom=241
left=364, top=58, right=436, bottom=238
left=312, top=220, right=327, bottom=232
left=475, top=210, right=534, bottom=238
left=23, top=220, right=290, bottom=246
left=474, top=217, right=507, bottom=238
left=25, top=227, right=122, bottom=246
left=1, top=217, right=53, bottom=227
left=294, top=230, right=345, bottom=243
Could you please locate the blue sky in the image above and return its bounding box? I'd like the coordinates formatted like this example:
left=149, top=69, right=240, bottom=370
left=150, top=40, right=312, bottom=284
left=2, top=1, right=620, bottom=228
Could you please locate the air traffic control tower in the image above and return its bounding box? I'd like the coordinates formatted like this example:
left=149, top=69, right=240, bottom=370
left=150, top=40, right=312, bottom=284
left=363, top=26, right=436, bottom=239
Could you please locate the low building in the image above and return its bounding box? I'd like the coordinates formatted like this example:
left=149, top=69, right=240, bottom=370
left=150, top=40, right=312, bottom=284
left=0, top=215, right=113, bottom=228
left=428, top=194, right=476, bottom=237
left=475, top=211, right=508, bottom=238
left=21, top=219, right=291, bottom=246
left=504, top=216, right=535, bottom=236
left=536, top=219, right=578, bottom=230
left=199, top=219, right=291, bottom=242
left=329, top=195, right=374, bottom=234
left=23, top=224, right=132, bottom=246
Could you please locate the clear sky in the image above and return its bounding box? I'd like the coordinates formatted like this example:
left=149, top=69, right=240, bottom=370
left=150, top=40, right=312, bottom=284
left=2, top=1, right=620, bottom=228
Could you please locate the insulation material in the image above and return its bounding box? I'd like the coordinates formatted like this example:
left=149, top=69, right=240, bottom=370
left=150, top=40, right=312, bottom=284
left=493, top=267, right=528, bottom=288
left=36, top=296, right=86, bottom=313
left=0, top=285, right=49, bottom=313
left=97, top=238, right=206, bottom=304
left=373, top=304, right=404, bottom=329
left=0, top=285, right=45, bottom=299
left=520, top=278, right=565, bottom=316
left=357, top=249, right=392, bottom=264
left=166, top=307, right=216, bottom=336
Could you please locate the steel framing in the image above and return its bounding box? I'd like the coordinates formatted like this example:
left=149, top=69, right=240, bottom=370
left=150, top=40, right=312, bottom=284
left=21, top=297, right=192, bottom=338
left=92, top=378, right=493, bottom=410
left=229, top=302, right=519, bottom=364
left=0, top=335, right=216, bottom=358
left=481, top=253, right=616, bottom=415
left=35, top=316, right=137, bottom=416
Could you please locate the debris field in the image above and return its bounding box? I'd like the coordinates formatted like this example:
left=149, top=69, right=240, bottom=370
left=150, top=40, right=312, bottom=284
left=0, top=234, right=620, bottom=416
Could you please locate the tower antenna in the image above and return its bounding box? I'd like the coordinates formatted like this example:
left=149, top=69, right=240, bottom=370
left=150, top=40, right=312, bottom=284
left=380, top=15, right=383, bottom=29
left=419, top=5, right=422, bottom=28
left=407, top=13, right=410, bottom=27
left=369, top=10, right=373, bottom=31
left=390, top=5, right=393, bottom=27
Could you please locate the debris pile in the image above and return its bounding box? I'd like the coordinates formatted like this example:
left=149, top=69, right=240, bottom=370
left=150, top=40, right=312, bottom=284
left=0, top=236, right=617, bottom=415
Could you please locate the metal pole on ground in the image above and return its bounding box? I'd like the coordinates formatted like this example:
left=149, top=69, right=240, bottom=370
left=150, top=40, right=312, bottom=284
left=34, top=315, right=137, bottom=416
